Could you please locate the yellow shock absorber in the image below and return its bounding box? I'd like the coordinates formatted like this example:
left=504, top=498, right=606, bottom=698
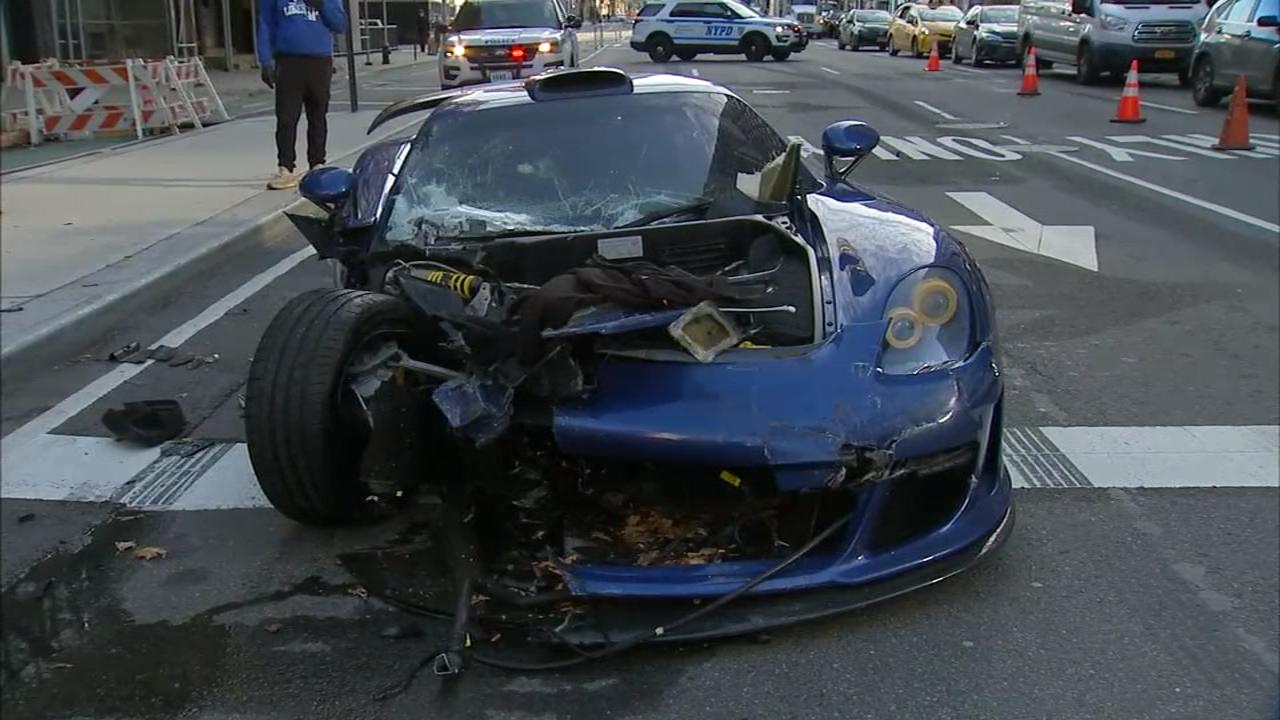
left=413, top=268, right=482, bottom=300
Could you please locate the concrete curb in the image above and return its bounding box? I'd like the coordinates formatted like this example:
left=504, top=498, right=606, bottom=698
left=0, top=116, right=422, bottom=381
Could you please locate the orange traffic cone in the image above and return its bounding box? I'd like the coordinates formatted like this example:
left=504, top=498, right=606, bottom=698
left=1213, top=75, right=1254, bottom=150
left=1018, top=47, right=1040, bottom=96
left=925, top=42, right=941, bottom=72
left=1111, top=60, right=1145, bottom=124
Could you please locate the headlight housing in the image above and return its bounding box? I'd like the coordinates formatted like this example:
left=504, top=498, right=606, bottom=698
left=978, top=30, right=1000, bottom=40
left=775, top=24, right=787, bottom=32
left=1100, top=13, right=1128, bottom=30
left=919, top=27, right=930, bottom=35
left=447, top=40, right=466, bottom=58
left=879, top=268, right=974, bottom=374
left=537, top=40, right=558, bottom=53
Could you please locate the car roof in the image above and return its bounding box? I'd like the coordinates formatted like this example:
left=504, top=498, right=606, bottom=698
left=442, top=71, right=732, bottom=111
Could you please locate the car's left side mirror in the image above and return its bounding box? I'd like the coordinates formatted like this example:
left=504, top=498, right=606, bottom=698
left=300, top=166, right=355, bottom=209
left=821, top=121, right=880, bottom=181
left=1257, top=14, right=1279, bottom=26
left=565, top=14, right=583, bottom=28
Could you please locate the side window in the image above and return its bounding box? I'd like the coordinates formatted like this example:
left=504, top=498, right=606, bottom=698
left=1225, top=0, right=1257, bottom=21
left=702, top=3, right=733, bottom=18
left=637, top=3, right=664, bottom=16
left=1251, top=0, right=1276, bottom=18
left=670, top=2, right=703, bottom=16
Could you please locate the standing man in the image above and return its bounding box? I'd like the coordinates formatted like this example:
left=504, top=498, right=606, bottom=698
left=257, top=0, right=348, bottom=190
left=416, top=8, right=430, bottom=53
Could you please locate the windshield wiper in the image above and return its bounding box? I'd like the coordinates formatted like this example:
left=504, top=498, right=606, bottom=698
left=447, top=227, right=589, bottom=241
left=616, top=198, right=714, bottom=229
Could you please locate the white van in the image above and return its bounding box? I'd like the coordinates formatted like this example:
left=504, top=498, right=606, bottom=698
left=1018, top=0, right=1208, bottom=84
left=790, top=3, right=823, bottom=35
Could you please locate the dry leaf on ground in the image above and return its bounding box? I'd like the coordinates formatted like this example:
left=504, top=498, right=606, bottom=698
left=114, top=541, right=137, bottom=552
left=133, top=546, right=168, bottom=560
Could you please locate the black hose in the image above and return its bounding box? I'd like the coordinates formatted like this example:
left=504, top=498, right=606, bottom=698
left=467, top=507, right=855, bottom=671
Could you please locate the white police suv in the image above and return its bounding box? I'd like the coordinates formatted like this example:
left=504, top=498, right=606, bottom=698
left=630, top=0, right=808, bottom=62
left=440, top=0, right=582, bottom=89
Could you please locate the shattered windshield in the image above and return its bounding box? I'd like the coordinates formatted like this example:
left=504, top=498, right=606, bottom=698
left=452, top=0, right=559, bottom=30
left=382, top=91, right=805, bottom=245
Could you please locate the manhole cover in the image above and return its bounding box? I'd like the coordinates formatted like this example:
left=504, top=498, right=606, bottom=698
left=993, top=144, right=1080, bottom=153
left=935, top=121, right=1009, bottom=129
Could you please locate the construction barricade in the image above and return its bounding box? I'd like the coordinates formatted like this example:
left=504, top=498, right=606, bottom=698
left=0, top=56, right=229, bottom=147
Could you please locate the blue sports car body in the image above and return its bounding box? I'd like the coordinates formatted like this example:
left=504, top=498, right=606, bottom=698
left=261, top=68, right=1012, bottom=652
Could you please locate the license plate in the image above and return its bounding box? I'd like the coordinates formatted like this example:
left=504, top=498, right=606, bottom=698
left=1154, top=49, right=1175, bottom=59
left=489, top=70, right=513, bottom=81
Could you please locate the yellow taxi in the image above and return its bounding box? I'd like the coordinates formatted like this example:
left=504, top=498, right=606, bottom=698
left=887, top=3, right=963, bottom=58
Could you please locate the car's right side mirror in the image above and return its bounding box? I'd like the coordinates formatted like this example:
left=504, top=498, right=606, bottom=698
left=1257, top=14, right=1279, bottom=26
left=821, top=121, right=880, bottom=181
left=966, top=17, right=979, bottom=26
left=300, top=166, right=354, bottom=209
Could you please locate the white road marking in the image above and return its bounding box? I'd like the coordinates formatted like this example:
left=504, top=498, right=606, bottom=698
left=879, top=135, right=963, bottom=160
left=1065, top=135, right=1185, bottom=162
left=936, top=136, right=1021, bottom=160
left=949, top=64, right=982, bottom=74
left=1139, top=100, right=1198, bottom=115
left=1046, top=152, right=1280, bottom=234
left=820, top=66, right=841, bottom=75
left=913, top=100, right=960, bottom=120
left=690, top=68, right=700, bottom=77
left=7, top=425, right=1273, bottom=508
left=948, top=191, right=1099, bottom=271
left=753, top=89, right=792, bottom=94
left=1168, top=133, right=1278, bottom=159
left=0, top=247, right=317, bottom=462
left=1109, top=134, right=1236, bottom=159
left=1031, top=426, right=1280, bottom=489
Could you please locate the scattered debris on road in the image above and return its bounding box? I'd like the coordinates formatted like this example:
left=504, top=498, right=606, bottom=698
left=264, top=623, right=284, bottom=634
left=133, top=546, right=168, bottom=561
left=17, top=512, right=36, bottom=524
left=114, top=541, right=137, bottom=552
left=101, top=399, right=185, bottom=446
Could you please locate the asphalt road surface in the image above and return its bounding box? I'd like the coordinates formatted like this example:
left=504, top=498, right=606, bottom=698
left=3, top=40, right=1278, bottom=720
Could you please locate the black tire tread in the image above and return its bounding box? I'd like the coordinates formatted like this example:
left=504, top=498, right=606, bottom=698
left=245, top=288, right=413, bottom=524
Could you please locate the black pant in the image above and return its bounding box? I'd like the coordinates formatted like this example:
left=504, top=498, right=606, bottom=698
left=274, top=54, right=332, bottom=171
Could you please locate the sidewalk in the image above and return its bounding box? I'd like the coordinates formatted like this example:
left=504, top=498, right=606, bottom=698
left=0, top=105, right=423, bottom=371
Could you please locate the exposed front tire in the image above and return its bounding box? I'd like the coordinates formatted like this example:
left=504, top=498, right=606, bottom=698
left=837, top=39, right=846, bottom=50
left=889, top=38, right=900, bottom=56
left=246, top=289, right=422, bottom=525
left=648, top=35, right=675, bottom=62
left=913, top=38, right=924, bottom=57
left=1191, top=56, right=1224, bottom=107
left=743, top=34, right=769, bottom=62
left=1075, top=44, right=1100, bottom=84
left=772, top=49, right=792, bottom=61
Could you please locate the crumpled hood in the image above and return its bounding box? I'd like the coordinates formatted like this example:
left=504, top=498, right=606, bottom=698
left=452, top=27, right=560, bottom=45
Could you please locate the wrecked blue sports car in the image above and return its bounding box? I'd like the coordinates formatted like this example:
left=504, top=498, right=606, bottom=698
left=245, top=68, right=1012, bottom=672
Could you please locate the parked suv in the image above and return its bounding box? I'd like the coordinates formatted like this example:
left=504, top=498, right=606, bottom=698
left=1018, top=0, right=1208, bottom=84
left=1190, top=0, right=1279, bottom=105
left=630, top=0, right=806, bottom=62
left=439, top=0, right=580, bottom=89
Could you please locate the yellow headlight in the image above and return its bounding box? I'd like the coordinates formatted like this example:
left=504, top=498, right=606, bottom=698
left=449, top=43, right=467, bottom=58
left=538, top=40, right=553, bottom=53
left=913, top=278, right=958, bottom=326
left=885, top=307, right=924, bottom=349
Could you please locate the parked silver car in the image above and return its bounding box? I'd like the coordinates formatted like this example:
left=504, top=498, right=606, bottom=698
left=952, top=4, right=1021, bottom=64
left=838, top=9, right=892, bottom=50
left=1190, top=0, right=1279, bottom=105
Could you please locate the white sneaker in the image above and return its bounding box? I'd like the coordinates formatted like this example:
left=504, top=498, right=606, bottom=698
left=266, top=166, right=300, bottom=190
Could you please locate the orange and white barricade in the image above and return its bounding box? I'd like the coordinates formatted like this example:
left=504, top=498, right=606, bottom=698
left=4, top=56, right=227, bottom=146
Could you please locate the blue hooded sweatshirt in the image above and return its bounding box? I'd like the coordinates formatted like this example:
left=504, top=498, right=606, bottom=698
left=257, top=0, right=348, bottom=67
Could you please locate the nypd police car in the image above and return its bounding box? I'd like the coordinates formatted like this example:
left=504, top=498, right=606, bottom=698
left=440, top=0, right=582, bottom=89
left=630, top=0, right=807, bottom=62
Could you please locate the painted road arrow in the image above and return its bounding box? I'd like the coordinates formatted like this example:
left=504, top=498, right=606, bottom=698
left=947, top=191, right=1099, bottom=272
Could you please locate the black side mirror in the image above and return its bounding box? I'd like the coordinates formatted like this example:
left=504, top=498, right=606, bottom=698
left=565, top=14, right=583, bottom=28
left=821, top=121, right=880, bottom=181
left=1257, top=14, right=1279, bottom=26
left=966, top=17, right=979, bottom=26
left=1070, top=0, right=1091, bottom=15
